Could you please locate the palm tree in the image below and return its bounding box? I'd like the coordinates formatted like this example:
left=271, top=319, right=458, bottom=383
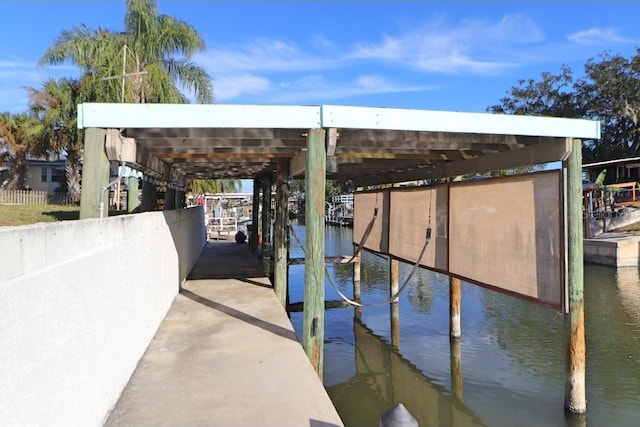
left=39, top=0, right=213, bottom=104
left=188, top=178, right=241, bottom=200
left=0, top=112, right=42, bottom=190
left=25, top=78, right=83, bottom=202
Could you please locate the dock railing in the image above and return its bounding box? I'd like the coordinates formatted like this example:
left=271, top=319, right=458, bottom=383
left=207, top=217, right=238, bottom=240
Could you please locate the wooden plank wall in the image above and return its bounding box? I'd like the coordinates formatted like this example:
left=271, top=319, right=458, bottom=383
left=353, top=190, right=390, bottom=254
left=353, top=171, right=563, bottom=309
left=389, top=185, right=448, bottom=272
left=449, top=172, right=562, bottom=308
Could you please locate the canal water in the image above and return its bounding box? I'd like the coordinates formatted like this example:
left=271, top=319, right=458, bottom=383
left=286, top=222, right=640, bottom=427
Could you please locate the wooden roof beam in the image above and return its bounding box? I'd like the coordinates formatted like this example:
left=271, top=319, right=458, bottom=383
left=354, top=138, right=571, bottom=187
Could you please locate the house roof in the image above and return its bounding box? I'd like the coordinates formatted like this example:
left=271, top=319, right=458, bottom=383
left=77, top=103, right=601, bottom=187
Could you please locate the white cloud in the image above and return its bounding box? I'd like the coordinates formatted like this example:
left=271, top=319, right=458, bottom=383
left=212, top=73, right=271, bottom=100
left=199, top=38, right=341, bottom=73
left=350, top=14, right=542, bottom=74
left=568, top=27, right=636, bottom=46
left=268, top=74, right=435, bottom=104
left=196, top=14, right=545, bottom=103
left=199, top=15, right=542, bottom=79
left=310, top=33, right=336, bottom=51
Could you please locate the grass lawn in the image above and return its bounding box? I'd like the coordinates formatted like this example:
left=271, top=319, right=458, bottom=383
left=0, top=204, right=80, bottom=227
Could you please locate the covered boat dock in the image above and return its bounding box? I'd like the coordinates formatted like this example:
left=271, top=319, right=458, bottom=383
left=75, top=103, right=600, bottom=417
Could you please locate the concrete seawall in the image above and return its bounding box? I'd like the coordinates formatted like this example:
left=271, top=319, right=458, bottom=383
left=0, top=207, right=205, bottom=427
left=584, top=233, right=640, bottom=267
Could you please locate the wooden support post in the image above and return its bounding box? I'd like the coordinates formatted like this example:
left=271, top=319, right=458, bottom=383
left=164, top=187, right=176, bottom=210
left=390, top=259, right=399, bottom=302
left=564, top=138, right=586, bottom=414
left=261, top=175, right=273, bottom=276
left=140, top=179, right=157, bottom=212
left=390, top=258, right=400, bottom=349
left=353, top=249, right=361, bottom=284
left=353, top=251, right=362, bottom=319
left=353, top=248, right=362, bottom=320
left=80, top=128, right=110, bottom=219
left=303, top=128, right=326, bottom=378
left=390, top=297, right=400, bottom=351
left=450, top=337, right=463, bottom=401
left=251, top=178, right=261, bottom=254
left=175, top=189, right=184, bottom=209
left=274, top=159, right=290, bottom=307
left=127, top=176, right=139, bottom=213
left=450, top=276, right=461, bottom=339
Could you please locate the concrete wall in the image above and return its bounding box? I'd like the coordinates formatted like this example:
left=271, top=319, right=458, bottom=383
left=587, top=207, right=640, bottom=237
left=584, top=234, right=640, bottom=267
left=0, top=206, right=205, bottom=427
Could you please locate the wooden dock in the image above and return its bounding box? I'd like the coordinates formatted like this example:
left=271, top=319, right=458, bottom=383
left=104, top=241, right=343, bottom=427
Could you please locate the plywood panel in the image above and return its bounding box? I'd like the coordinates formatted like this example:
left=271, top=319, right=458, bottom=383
left=449, top=171, right=563, bottom=307
left=389, top=185, right=448, bottom=271
left=353, top=190, right=390, bottom=254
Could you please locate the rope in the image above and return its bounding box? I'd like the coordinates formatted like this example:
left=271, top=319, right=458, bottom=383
left=289, top=223, right=363, bottom=306
left=348, top=206, right=378, bottom=263
left=289, top=189, right=433, bottom=308
left=346, top=191, right=380, bottom=263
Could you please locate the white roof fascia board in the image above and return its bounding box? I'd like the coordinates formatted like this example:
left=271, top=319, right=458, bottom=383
left=582, top=156, right=640, bottom=168
left=321, top=105, right=601, bottom=140
left=78, top=103, right=322, bottom=129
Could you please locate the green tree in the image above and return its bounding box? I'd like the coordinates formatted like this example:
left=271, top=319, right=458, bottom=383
left=487, top=64, right=580, bottom=174
left=487, top=64, right=578, bottom=117
left=288, top=178, right=354, bottom=200
left=488, top=51, right=640, bottom=164
left=188, top=178, right=240, bottom=196
left=25, top=78, right=84, bottom=202
left=574, top=50, right=640, bottom=162
left=0, top=112, right=42, bottom=190
left=39, top=0, right=213, bottom=104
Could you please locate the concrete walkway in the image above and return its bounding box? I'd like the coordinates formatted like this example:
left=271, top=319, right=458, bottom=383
left=104, top=241, right=343, bottom=427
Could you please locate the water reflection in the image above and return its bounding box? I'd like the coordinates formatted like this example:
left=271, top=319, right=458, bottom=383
left=326, top=318, right=484, bottom=427
left=288, top=225, right=640, bottom=427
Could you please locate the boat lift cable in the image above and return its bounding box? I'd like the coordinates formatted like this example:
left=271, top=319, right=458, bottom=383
left=346, top=192, right=379, bottom=264
left=348, top=207, right=377, bottom=263
left=288, top=190, right=433, bottom=307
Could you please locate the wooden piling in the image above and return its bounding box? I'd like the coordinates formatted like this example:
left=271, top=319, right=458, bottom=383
left=449, top=276, right=461, bottom=339
left=564, top=138, right=586, bottom=414
left=353, top=250, right=362, bottom=284
left=390, top=300, right=400, bottom=351
left=79, top=128, right=110, bottom=219
left=302, top=128, right=326, bottom=378
left=353, top=250, right=362, bottom=319
left=274, top=159, right=289, bottom=307
left=175, top=189, right=185, bottom=209
left=251, top=178, right=260, bottom=254
left=390, top=258, right=400, bottom=349
left=128, top=176, right=139, bottom=213
left=261, top=175, right=272, bottom=275
left=450, top=336, right=463, bottom=401
left=140, top=178, right=156, bottom=212
left=390, top=259, right=399, bottom=302
left=164, top=187, right=176, bottom=210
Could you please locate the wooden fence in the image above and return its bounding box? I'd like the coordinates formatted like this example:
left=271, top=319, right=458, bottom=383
left=0, top=190, right=75, bottom=205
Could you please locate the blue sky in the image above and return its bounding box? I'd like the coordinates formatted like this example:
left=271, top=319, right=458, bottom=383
left=1, top=1, right=640, bottom=115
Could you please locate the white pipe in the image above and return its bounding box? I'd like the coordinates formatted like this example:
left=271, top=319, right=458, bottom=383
left=99, top=162, right=126, bottom=218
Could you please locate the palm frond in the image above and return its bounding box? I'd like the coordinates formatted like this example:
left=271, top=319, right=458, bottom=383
left=163, top=58, right=214, bottom=103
